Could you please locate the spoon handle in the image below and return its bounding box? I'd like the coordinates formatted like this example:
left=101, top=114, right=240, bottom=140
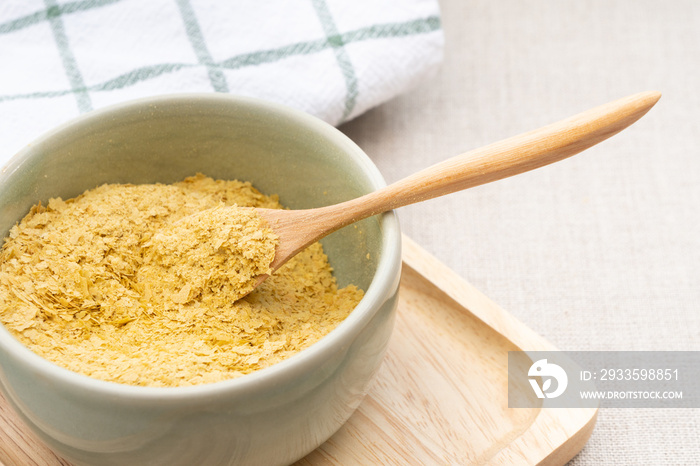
left=267, top=91, right=661, bottom=262
left=340, top=91, right=660, bottom=220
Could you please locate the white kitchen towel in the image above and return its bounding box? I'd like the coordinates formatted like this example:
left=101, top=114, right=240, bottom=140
left=0, top=0, right=443, bottom=160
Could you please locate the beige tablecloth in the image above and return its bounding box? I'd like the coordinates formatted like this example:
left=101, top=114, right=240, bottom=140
left=340, top=0, right=699, bottom=464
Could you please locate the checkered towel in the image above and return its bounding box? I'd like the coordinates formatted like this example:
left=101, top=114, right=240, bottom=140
left=0, top=0, right=443, bottom=161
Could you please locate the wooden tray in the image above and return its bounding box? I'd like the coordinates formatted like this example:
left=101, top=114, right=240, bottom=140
left=0, top=236, right=597, bottom=465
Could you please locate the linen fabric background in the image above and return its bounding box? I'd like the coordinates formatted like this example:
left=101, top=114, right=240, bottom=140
left=340, top=0, right=699, bottom=464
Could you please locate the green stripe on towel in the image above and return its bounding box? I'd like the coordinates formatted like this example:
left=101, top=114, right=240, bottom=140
left=0, top=15, right=441, bottom=111
left=175, top=0, right=229, bottom=93
left=311, top=0, right=360, bottom=121
left=43, top=0, right=92, bottom=112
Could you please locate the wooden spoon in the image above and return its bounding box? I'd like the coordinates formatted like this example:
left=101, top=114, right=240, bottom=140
left=253, top=91, right=660, bottom=289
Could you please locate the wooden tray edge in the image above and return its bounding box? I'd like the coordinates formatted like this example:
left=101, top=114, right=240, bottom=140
left=400, top=234, right=598, bottom=465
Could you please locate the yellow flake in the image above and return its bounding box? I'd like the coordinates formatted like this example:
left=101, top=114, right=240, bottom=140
left=0, top=175, right=363, bottom=387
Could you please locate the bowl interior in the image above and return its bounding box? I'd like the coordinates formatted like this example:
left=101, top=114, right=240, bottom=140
left=0, top=95, right=386, bottom=290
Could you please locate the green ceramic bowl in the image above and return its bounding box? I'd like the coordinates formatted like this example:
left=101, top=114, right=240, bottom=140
left=0, top=95, right=401, bottom=466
